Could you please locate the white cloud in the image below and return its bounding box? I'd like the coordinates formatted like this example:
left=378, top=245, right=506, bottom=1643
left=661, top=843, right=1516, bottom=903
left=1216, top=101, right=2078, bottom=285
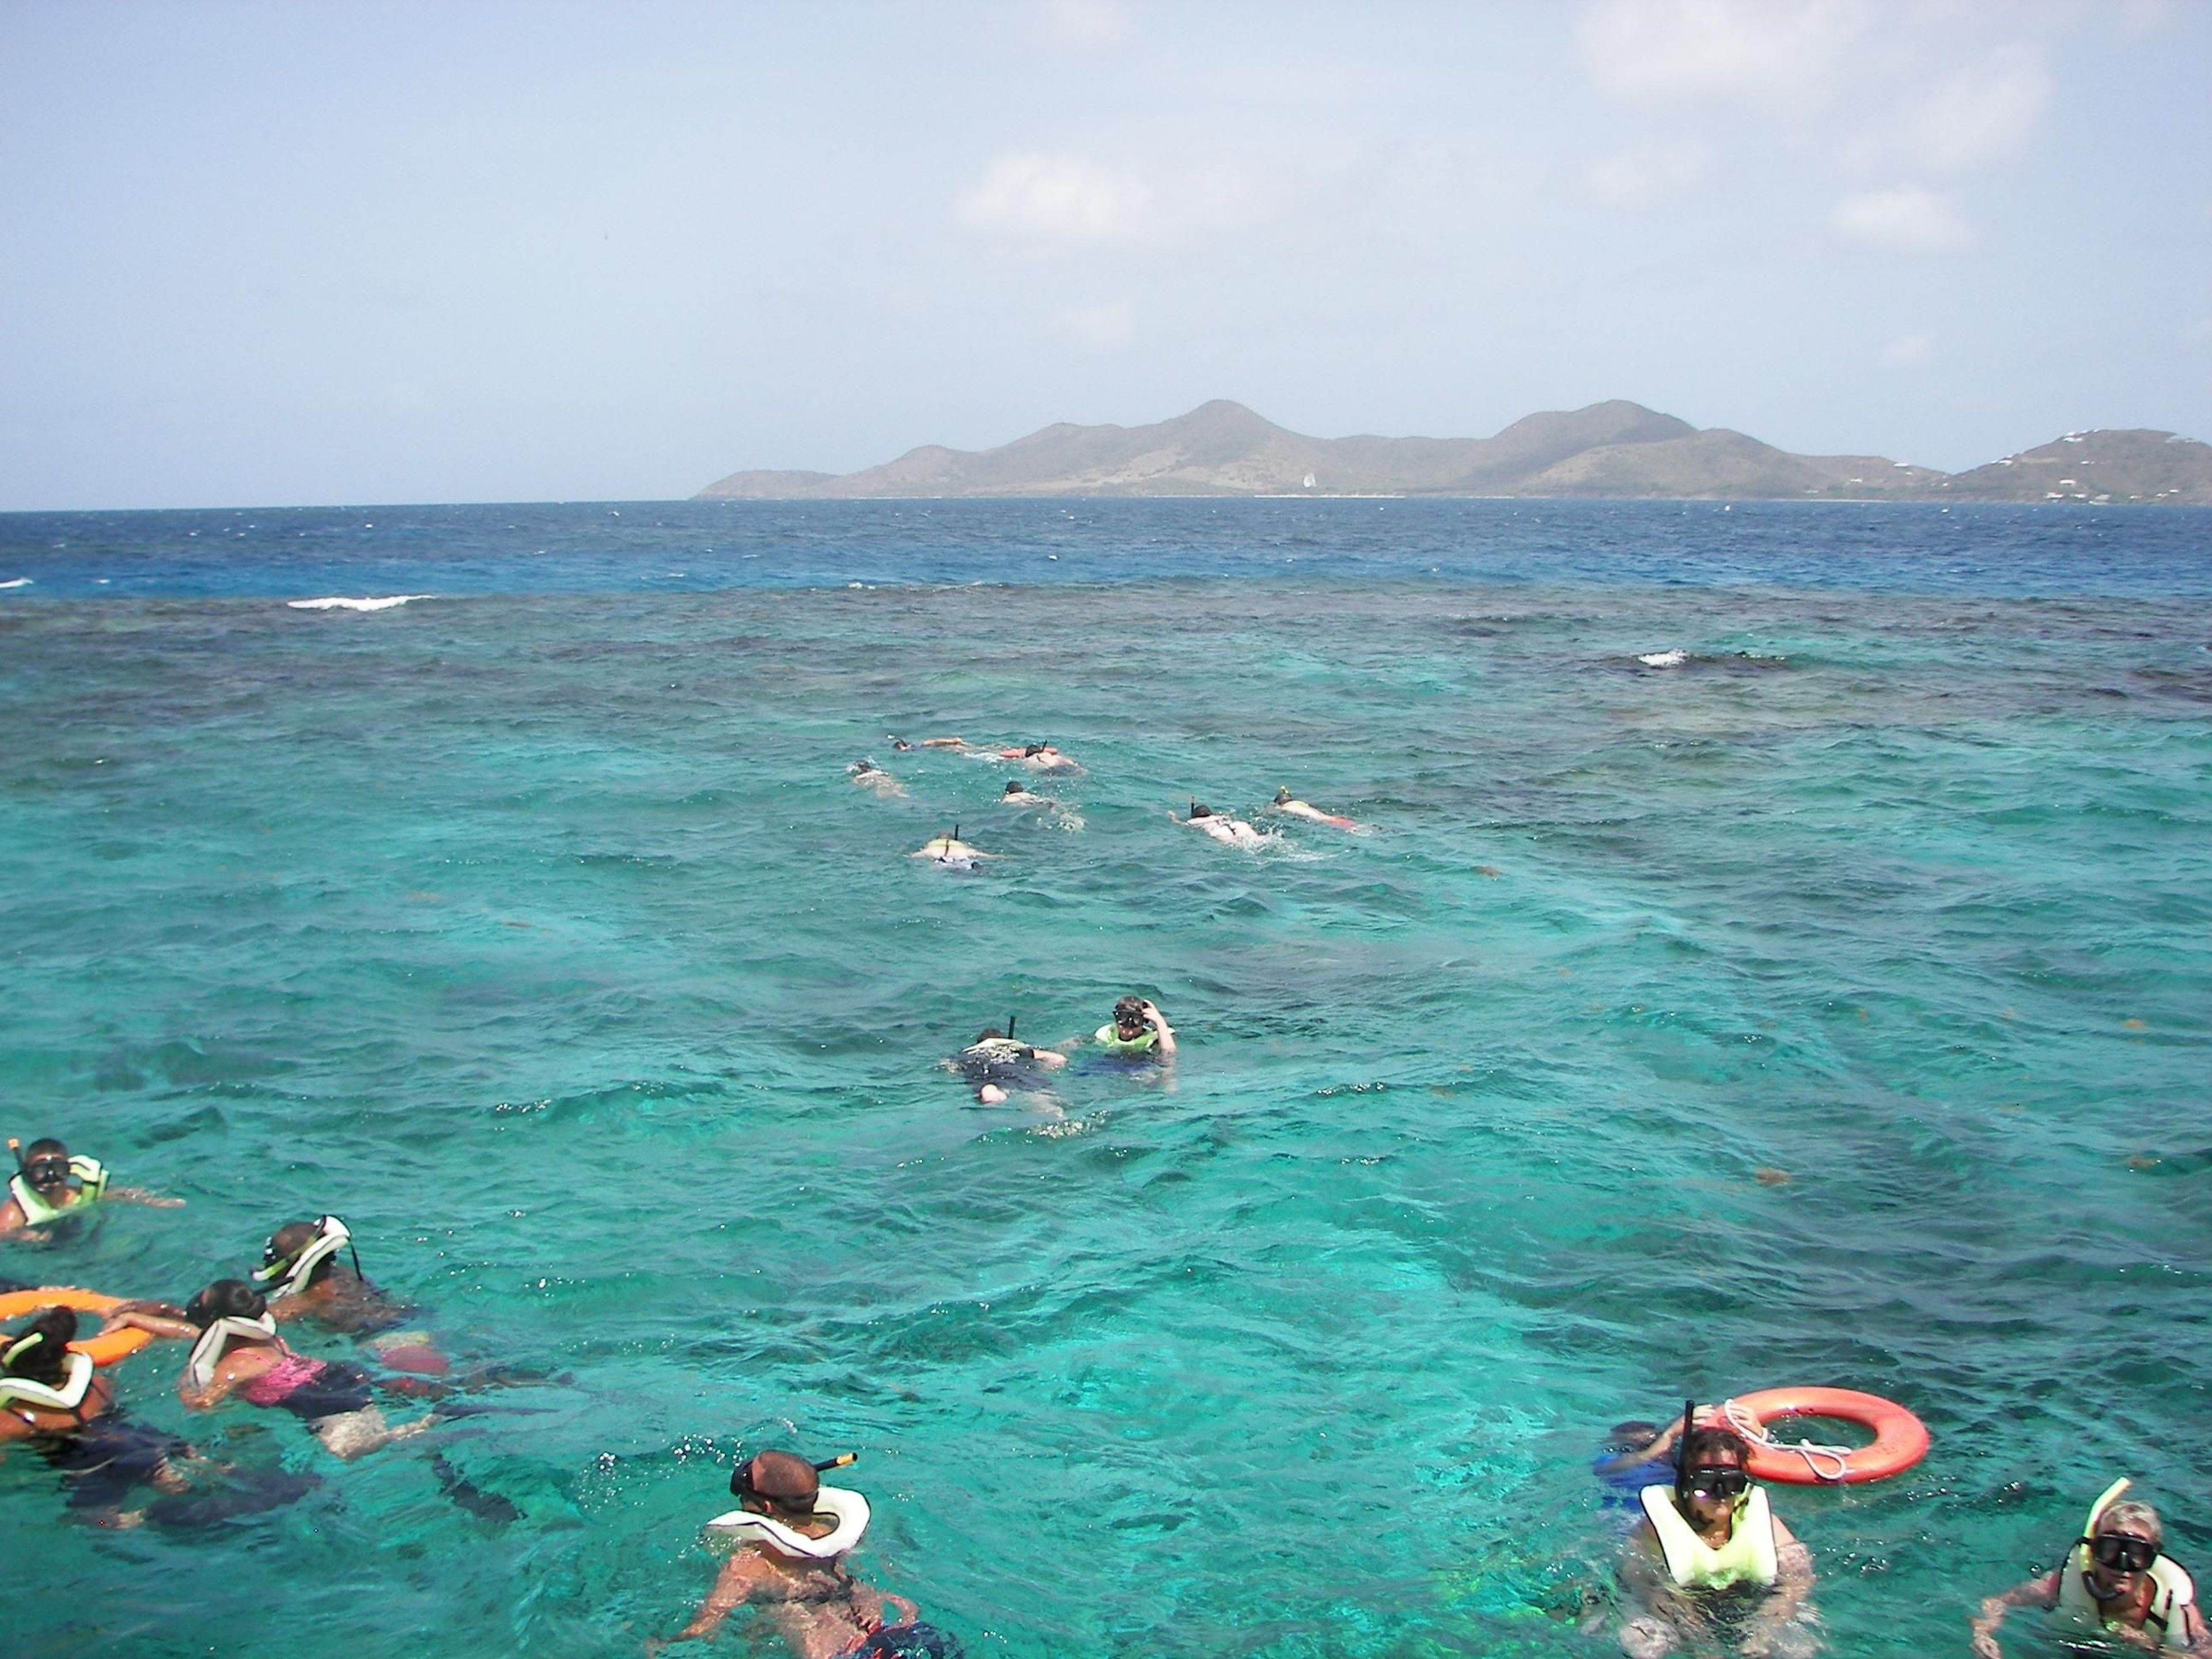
left=1586, top=140, right=1710, bottom=207
left=1892, top=43, right=2050, bottom=172
left=1577, top=0, right=1868, bottom=109
left=1056, top=300, right=1135, bottom=349
left=956, top=153, right=1154, bottom=250
left=955, top=145, right=1291, bottom=255
left=1832, top=184, right=1972, bottom=251
left=1037, top=0, right=1130, bottom=51
left=1881, top=330, right=1934, bottom=365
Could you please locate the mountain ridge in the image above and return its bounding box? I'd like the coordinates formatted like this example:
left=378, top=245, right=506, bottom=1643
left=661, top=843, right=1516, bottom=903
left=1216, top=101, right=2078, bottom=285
left=697, top=402, right=2212, bottom=505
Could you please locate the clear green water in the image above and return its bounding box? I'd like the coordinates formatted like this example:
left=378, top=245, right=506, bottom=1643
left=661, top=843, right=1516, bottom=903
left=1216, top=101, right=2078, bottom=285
left=3, top=524, right=2210, bottom=1657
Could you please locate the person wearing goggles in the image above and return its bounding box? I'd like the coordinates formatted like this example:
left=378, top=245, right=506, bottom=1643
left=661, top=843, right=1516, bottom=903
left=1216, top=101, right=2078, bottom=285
left=1972, top=1481, right=2209, bottom=1656
left=1077, top=995, right=1177, bottom=1062
left=1, top=1135, right=182, bottom=1239
left=653, top=1449, right=958, bottom=1659
left=1619, top=1412, right=1815, bottom=1658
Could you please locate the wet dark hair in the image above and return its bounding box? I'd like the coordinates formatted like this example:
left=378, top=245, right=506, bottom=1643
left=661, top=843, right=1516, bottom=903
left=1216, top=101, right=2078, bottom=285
left=972, top=1027, right=1007, bottom=1044
left=1113, top=997, right=1147, bottom=1025
left=2, top=1308, right=79, bottom=1384
left=185, top=1279, right=267, bottom=1330
left=732, top=1449, right=821, bottom=1514
left=1189, top=801, right=1211, bottom=818
left=1002, top=781, right=1024, bottom=796
left=1022, top=744, right=1047, bottom=756
left=24, top=1138, right=67, bottom=1161
left=1274, top=787, right=1292, bottom=803
left=1679, top=1425, right=1749, bottom=1469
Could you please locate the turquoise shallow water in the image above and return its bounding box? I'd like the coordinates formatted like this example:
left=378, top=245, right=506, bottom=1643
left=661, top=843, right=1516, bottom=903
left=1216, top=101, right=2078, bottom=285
left=2, top=503, right=2210, bottom=1658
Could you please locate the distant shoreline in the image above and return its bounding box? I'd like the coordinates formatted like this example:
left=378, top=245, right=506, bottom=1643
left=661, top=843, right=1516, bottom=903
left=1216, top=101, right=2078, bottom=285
left=698, top=399, right=2212, bottom=508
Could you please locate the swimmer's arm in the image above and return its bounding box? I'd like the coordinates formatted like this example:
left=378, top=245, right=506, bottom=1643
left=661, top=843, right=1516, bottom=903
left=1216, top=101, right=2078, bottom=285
left=671, top=1554, right=761, bottom=1643
left=1969, top=1571, right=2059, bottom=1659
left=1032, top=1048, right=1069, bottom=1070
left=99, top=1307, right=199, bottom=1342
left=104, top=1185, right=186, bottom=1208
left=1741, top=1521, right=1813, bottom=1653
left=179, top=1368, right=239, bottom=1410
left=919, top=737, right=967, bottom=748
left=1142, top=1002, right=1177, bottom=1057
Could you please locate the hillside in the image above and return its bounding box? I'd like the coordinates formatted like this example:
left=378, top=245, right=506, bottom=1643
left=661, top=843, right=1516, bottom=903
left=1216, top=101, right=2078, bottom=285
left=1935, top=430, right=2212, bottom=503
left=696, top=404, right=2212, bottom=503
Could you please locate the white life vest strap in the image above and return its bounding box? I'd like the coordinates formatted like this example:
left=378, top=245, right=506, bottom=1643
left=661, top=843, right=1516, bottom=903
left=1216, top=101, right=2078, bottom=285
left=0, top=1350, right=95, bottom=1414
left=257, top=1215, right=353, bottom=1300
left=187, top=1313, right=279, bottom=1390
left=706, top=1484, right=870, bottom=1560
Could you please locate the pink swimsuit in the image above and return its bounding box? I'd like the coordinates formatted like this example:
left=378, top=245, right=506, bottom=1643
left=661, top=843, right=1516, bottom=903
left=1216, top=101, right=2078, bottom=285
left=240, top=1351, right=328, bottom=1407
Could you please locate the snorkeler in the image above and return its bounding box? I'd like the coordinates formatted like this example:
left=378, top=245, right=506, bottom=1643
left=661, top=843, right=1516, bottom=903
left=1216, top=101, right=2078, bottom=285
left=0, top=1306, right=115, bottom=1440
left=1001, top=779, right=1056, bottom=809
left=1175, top=801, right=1275, bottom=850
left=1971, top=1480, right=2210, bottom=1657
left=1012, top=743, right=1081, bottom=774
left=911, top=826, right=992, bottom=870
left=654, top=1449, right=962, bottom=1659
left=1, top=1135, right=184, bottom=1237
left=849, top=759, right=906, bottom=798
left=1067, top=997, right=1177, bottom=1061
left=1618, top=1411, right=1815, bottom=1659
left=255, top=1215, right=449, bottom=1373
left=100, top=1279, right=437, bottom=1461
left=0, top=1302, right=309, bottom=1528
left=1265, top=786, right=1365, bottom=831
left=945, top=1021, right=1069, bottom=1108
left=912, top=738, right=1080, bottom=774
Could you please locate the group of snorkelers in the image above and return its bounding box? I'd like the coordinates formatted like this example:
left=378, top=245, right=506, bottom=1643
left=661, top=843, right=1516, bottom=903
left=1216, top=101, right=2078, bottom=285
left=946, top=994, right=1176, bottom=1117
left=1595, top=1407, right=2207, bottom=1656
left=1, top=1131, right=964, bottom=1654
left=850, top=734, right=1369, bottom=865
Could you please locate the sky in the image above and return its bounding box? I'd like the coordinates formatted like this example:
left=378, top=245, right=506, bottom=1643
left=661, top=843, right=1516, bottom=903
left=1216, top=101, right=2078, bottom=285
left=2, top=0, right=2209, bottom=509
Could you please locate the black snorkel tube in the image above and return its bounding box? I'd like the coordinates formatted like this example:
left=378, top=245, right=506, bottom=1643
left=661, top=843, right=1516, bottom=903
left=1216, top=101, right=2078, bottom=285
left=1673, top=1397, right=1696, bottom=1503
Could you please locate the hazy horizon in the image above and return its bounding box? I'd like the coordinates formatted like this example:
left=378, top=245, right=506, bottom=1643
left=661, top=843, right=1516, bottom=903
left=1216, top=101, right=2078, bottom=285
left=5, top=1, right=2209, bottom=512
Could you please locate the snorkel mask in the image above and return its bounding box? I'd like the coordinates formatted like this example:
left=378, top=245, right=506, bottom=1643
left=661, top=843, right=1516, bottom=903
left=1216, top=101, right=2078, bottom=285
left=253, top=1214, right=361, bottom=1300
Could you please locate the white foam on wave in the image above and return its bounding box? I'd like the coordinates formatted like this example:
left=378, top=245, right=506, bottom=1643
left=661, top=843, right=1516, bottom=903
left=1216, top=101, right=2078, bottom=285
left=0, top=577, right=31, bottom=590
left=286, top=594, right=433, bottom=612
left=1638, top=649, right=1690, bottom=668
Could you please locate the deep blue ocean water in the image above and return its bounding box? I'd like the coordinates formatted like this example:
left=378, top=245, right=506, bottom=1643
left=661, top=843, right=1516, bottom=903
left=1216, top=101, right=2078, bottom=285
left=2, top=499, right=2209, bottom=1658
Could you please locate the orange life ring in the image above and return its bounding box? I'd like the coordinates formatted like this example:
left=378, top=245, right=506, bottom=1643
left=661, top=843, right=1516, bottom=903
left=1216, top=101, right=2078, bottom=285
left=1724, top=1387, right=1929, bottom=1484
left=0, top=1287, right=154, bottom=1367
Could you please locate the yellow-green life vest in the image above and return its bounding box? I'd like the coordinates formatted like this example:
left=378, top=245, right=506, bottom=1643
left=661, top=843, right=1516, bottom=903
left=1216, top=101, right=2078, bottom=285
left=1093, top=1025, right=1157, bottom=1054
left=1639, top=1483, right=1780, bottom=1590
left=7, top=1156, right=107, bottom=1226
